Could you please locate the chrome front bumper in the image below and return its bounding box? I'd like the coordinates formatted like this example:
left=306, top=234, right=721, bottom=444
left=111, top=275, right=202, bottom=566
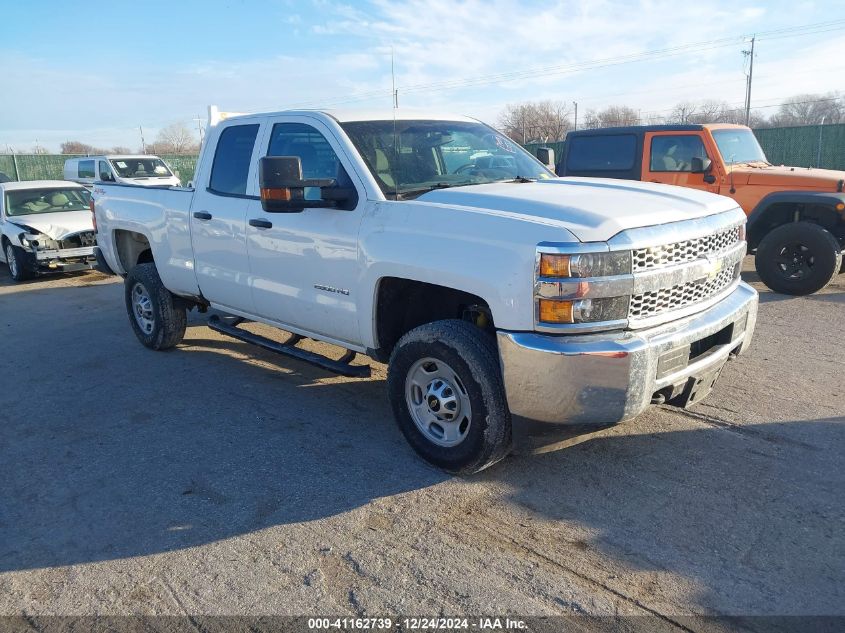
left=497, top=281, right=758, bottom=431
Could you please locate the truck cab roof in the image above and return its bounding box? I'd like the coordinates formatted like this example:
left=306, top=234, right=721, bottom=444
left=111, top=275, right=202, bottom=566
left=210, top=107, right=478, bottom=127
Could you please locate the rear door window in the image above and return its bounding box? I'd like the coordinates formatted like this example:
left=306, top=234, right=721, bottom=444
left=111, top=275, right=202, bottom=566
left=567, top=135, right=636, bottom=171
left=78, top=160, right=95, bottom=179
left=209, top=124, right=260, bottom=195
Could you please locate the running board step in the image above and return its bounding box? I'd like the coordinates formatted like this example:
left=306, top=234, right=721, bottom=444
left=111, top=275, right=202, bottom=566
left=207, top=314, right=371, bottom=378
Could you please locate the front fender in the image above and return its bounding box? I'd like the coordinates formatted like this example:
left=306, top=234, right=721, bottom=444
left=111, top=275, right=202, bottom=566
left=747, top=191, right=845, bottom=248
left=356, top=201, right=582, bottom=347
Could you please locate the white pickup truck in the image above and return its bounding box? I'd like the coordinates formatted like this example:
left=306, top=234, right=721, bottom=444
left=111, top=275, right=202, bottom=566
left=93, top=108, right=758, bottom=473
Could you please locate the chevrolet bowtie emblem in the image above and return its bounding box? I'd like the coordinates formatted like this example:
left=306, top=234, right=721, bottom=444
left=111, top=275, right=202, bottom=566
left=705, top=255, right=724, bottom=280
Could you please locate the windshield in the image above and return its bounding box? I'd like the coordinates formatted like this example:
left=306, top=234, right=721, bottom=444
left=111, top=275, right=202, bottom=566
left=109, top=158, right=173, bottom=179
left=712, top=129, right=768, bottom=165
left=340, top=120, right=553, bottom=198
left=4, top=187, right=90, bottom=217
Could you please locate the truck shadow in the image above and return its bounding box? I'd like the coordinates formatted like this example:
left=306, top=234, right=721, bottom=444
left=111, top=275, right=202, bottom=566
left=741, top=269, right=845, bottom=304
left=0, top=267, right=113, bottom=291
left=0, top=293, right=447, bottom=573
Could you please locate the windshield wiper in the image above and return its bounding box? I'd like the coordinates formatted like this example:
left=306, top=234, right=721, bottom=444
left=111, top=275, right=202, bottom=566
left=395, top=182, right=464, bottom=199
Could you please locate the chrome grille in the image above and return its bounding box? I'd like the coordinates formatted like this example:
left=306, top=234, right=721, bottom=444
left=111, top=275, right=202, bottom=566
left=629, top=266, right=737, bottom=319
left=632, top=224, right=742, bottom=271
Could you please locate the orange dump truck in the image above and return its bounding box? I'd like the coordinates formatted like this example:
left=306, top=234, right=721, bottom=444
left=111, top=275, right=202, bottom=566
left=556, top=124, right=845, bottom=295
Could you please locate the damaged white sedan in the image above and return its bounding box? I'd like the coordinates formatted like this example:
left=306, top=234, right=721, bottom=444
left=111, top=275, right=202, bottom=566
left=1, top=180, right=96, bottom=282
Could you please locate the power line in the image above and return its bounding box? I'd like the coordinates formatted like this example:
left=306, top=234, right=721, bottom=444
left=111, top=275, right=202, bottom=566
left=278, top=19, right=845, bottom=110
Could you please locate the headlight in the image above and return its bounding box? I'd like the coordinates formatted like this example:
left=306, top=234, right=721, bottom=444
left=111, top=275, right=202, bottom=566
left=536, top=247, right=633, bottom=328
left=21, top=233, right=41, bottom=249
left=539, top=251, right=631, bottom=278
left=538, top=296, right=629, bottom=324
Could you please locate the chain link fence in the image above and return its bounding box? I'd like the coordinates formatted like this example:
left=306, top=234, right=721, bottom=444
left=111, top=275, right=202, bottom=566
left=754, top=124, right=844, bottom=170
left=0, top=154, right=199, bottom=183
left=524, top=124, right=845, bottom=171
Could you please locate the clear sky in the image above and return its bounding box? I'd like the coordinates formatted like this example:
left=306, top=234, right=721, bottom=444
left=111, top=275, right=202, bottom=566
left=0, top=0, right=843, bottom=151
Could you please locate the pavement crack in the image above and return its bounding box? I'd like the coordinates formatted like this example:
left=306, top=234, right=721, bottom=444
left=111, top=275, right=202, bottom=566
left=660, top=405, right=820, bottom=451
left=469, top=519, right=700, bottom=632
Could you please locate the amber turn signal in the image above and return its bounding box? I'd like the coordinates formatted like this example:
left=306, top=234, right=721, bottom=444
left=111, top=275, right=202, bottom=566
left=539, top=253, right=571, bottom=277
left=538, top=299, right=574, bottom=323
left=261, top=187, right=292, bottom=201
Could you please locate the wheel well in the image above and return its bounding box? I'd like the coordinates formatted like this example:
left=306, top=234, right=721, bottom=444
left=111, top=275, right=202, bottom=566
left=114, top=230, right=153, bottom=271
left=749, top=202, right=843, bottom=249
left=373, top=278, right=493, bottom=362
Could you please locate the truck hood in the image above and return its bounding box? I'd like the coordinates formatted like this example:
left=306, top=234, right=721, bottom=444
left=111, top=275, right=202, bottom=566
left=732, top=164, right=845, bottom=189
left=7, top=211, right=94, bottom=240
left=417, top=177, right=738, bottom=242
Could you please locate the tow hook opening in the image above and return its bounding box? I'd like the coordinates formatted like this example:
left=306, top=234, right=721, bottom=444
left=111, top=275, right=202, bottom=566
left=651, top=388, right=673, bottom=405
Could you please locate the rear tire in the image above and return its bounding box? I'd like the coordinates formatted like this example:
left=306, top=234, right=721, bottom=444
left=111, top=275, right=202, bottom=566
left=387, top=319, right=511, bottom=475
left=755, top=222, right=841, bottom=295
left=125, top=262, right=187, bottom=350
left=4, top=241, right=34, bottom=282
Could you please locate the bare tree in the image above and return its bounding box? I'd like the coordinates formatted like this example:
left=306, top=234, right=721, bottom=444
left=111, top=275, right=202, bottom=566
left=110, top=146, right=132, bottom=154
left=582, top=105, right=640, bottom=129
left=150, top=122, right=200, bottom=154
left=498, top=100, right=572, bottom=143
left=61, top=140, right=106, bottom=154
left=769, top=93, right=843, bottom=126
left=664, top=100, right=770, bottom=127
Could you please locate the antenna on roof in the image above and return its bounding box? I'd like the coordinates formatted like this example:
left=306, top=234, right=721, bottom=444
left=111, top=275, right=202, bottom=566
left=391, top=47, right=398, bottom=109
left=391, top=45, right=399, bottom=201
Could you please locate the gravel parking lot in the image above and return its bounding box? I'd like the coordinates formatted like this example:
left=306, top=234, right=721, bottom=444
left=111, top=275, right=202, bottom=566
left=0, top=258, right=842, bottom=621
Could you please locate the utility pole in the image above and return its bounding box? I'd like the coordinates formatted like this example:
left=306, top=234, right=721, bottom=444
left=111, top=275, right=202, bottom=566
left=193, top=115, right=205, bottom=145
left=139, top=126, right=147, bottom=154
left=573, top=101, right=578, bottom=131
left=522, top=110, right=526, bottom=144
left=743, top=36, right=755, bottom=126
left=817, top=114, right=827, bottom=167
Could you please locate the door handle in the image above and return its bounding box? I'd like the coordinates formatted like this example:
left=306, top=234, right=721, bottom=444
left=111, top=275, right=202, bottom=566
left=249, top=219, right=273, bottom=229
left=193, top=211, right=212, bottom=220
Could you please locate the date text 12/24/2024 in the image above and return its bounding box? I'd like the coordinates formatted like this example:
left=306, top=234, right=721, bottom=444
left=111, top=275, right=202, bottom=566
left=307, top=617, right=528, bottom=630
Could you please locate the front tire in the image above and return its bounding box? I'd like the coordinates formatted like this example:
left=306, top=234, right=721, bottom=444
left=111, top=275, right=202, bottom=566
left=387, top=319, right=511, bottom=475
left=4, top=241, right=34, bottom=282
left=755, top=222, right=842, bottom=295
left=124, top=262, right=187, bottom=350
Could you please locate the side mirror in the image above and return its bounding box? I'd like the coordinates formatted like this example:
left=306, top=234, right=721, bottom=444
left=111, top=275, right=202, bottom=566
left=100, top=172, right=114, bottom=182
left=690, top=156, right=712, bottom=173
left=259, top=156, right=355, bottom=213
left=536, top=147, right=555, bottom=169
